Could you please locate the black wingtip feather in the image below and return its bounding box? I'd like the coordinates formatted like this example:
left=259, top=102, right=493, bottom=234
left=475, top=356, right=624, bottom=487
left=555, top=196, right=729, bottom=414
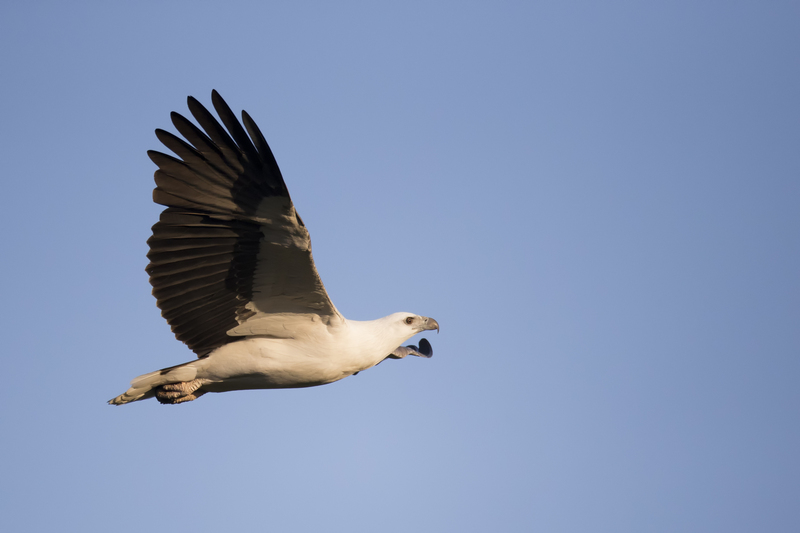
left=211, top=91, right=259, bottom=163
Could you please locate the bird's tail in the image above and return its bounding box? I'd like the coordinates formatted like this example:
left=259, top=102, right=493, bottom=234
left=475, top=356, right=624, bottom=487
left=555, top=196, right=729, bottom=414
left=108, top=361, right=199, bottom=405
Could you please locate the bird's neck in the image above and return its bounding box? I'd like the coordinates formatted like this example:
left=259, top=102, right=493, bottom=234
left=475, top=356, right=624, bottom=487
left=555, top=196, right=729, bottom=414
left=341, top=317, right=412, bottom=366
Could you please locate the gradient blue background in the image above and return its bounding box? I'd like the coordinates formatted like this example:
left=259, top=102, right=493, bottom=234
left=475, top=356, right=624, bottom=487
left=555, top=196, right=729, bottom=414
left=1, top=1, right=798, bottom=531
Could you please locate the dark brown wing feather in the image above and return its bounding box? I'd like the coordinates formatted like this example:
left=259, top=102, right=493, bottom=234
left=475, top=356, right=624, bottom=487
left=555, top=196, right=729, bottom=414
left=145, top=91, right=339, bottom=356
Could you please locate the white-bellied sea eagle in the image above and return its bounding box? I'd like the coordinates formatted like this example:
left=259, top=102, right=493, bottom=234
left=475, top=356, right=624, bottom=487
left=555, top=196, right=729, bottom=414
left=109, top=91, right=438, bottom=405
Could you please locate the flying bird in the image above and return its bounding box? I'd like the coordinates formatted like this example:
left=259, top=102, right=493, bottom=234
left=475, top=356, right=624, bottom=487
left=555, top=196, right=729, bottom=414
left=110, top=91, right=438, bottom=405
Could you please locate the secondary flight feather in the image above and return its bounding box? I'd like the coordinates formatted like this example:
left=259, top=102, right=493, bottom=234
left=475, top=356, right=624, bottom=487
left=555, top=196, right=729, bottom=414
left=110, top=91, right=438, bottom=405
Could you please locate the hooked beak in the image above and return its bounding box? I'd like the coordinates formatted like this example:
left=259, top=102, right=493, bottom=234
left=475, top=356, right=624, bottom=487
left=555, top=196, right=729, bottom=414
left=422, top=316, right=440, bottom=333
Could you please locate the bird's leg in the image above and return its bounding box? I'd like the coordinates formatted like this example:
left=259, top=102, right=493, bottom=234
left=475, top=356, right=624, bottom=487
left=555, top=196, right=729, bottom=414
left=154, top=379, right=205, bottom=404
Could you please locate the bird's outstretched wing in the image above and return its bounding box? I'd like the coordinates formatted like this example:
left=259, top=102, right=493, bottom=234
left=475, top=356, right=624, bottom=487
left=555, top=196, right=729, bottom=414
left=145, top=90, right=342, bottom=357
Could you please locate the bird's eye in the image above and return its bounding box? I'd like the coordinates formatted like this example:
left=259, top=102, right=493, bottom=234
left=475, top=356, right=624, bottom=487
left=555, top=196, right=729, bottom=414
left=405, top=316, right=414, bottom=325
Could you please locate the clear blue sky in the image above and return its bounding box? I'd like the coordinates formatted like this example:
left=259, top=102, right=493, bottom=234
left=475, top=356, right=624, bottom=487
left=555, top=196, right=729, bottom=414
left=1, top=1, right=798, bottom=531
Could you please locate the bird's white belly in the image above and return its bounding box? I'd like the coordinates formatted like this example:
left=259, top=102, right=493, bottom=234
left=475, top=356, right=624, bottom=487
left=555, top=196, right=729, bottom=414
left=195, top=336, right=372, bottom=392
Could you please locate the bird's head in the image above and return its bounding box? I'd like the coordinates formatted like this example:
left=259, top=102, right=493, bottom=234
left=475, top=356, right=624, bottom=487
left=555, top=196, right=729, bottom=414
left=400, top=313, right=439, bottom=334
left=383, top=312, right=439, bottom=339
left=364, top=312, right=440, bottom=358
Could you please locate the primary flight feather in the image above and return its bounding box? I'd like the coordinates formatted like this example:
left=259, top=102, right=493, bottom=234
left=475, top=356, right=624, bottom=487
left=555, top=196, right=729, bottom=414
left=110, top=91, right=438, bottom=405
